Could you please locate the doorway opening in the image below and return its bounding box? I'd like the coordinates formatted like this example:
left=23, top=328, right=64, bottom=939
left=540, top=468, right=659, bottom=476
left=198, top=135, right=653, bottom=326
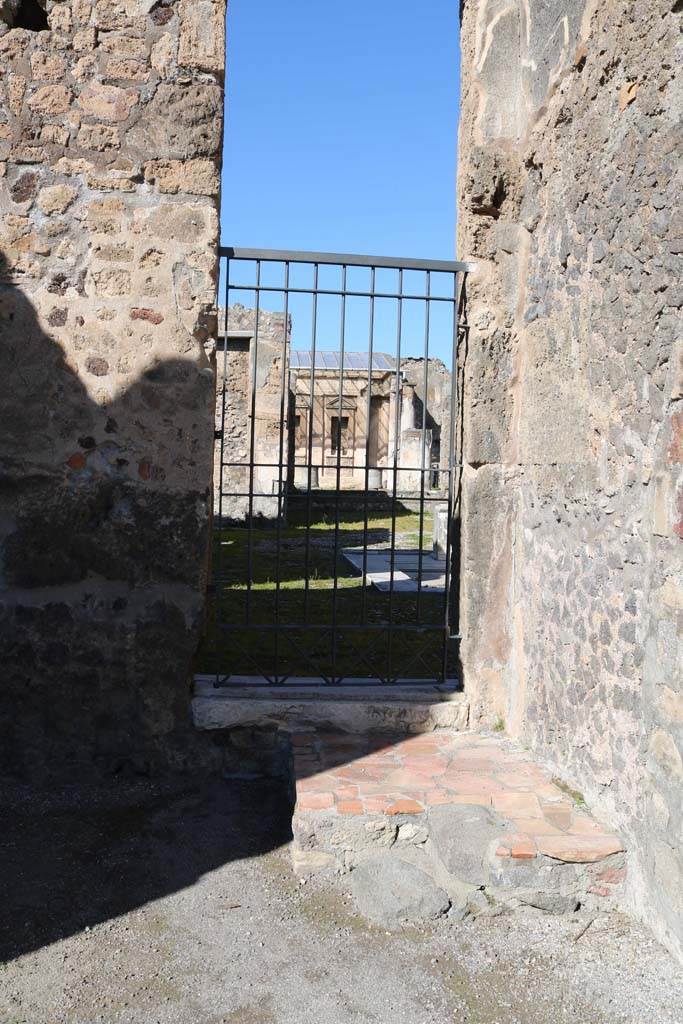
left=203, top=1, right=464, bottom=685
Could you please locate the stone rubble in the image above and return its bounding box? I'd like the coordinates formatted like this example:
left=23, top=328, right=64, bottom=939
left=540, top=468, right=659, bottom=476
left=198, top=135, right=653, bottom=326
left=291, top=730, right=627, bottom=926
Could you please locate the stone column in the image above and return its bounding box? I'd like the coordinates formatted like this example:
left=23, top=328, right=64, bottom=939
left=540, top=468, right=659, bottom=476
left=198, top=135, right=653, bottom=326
left=0, top=0, right=226, bottom=775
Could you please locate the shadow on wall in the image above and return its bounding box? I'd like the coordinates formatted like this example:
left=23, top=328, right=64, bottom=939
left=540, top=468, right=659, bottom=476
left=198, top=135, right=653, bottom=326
left=0, top=249, right=217, bottom=778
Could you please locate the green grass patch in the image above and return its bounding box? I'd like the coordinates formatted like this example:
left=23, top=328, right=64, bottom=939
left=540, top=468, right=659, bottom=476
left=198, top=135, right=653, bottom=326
left=196, top=499, right=452, bottom=681
left=551, top=778, right=586, bottom=807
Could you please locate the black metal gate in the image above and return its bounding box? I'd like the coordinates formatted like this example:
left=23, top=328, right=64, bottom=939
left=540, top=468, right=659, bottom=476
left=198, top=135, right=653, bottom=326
left=204, top=247, right=469, bottom=686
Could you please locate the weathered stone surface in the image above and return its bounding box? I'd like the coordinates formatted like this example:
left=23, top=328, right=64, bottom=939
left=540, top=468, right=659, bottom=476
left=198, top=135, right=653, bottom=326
left=143, top=158, right=220, bottom=196
left=128, top=83, right=223, bottom=160
left=9, top=171, right=38, bottom=204
left=518, top=893, right=580, bottom=915
left=27, top=83, right=72, bottom=115
left=30, top=51, right=65, bottom=81
left=37, top=184, right=77, bottom=215
left=105, top=58, right=151, bottom=82
left=178, top=0, right=225, bottom=73
left=192, top=679, right=470, bottom=735
left=350, top=856, right=450, bottom=928
left=78, top=82, right=138, bottom=122
left=458, top=0, right=682, bottom=961
left=77, top=123, right=121, bottom=151
left=429, top=804, right=508, bottom=885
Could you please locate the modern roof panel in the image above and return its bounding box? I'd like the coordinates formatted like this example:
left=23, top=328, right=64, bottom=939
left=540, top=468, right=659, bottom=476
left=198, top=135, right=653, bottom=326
left=290, top=350, right=395, bottom=371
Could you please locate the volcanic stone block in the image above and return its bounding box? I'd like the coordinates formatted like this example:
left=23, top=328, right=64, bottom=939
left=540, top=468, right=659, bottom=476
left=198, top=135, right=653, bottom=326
left=350, top=855, right=450, bottom=928
left=429, top=803, right=509, bottom=886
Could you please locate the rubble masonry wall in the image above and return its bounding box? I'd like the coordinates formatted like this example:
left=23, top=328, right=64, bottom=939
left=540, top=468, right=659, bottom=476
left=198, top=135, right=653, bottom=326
left=457, top=0, right=682, bottom=959
left=0, top=0, right=226, bottom=775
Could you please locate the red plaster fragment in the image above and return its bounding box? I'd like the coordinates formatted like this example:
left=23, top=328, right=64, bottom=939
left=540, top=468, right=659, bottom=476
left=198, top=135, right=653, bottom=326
left=385, top=798, right=424, bottom=815
left=667, top=410, right=683, bottom=464
left=130, top=307, right=164, bottom=324
left=336, top=800, right=364, bottom=816
left=297, top=792, right=334, bottom=811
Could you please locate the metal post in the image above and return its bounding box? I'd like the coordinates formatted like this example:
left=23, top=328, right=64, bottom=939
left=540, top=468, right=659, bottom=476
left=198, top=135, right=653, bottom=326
left=361, top=266, right=376, bottom=626
left=245, top=260, right=261, bottom=626
left=214, top=254, right=231, bottom=686
left=416, top=270, right=431, bottom=624
left=330, top=265, right=347, bottom=684
left=273, top=261, right=290, bottom=683
left=387, top=268, right=403, bottom=682
left=302, top=264, right=319, bottom=623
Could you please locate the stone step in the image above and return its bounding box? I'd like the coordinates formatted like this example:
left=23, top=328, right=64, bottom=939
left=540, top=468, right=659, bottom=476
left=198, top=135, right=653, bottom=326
left=290, top=730, right=626, bottom=927
left=193, top=677, right=469, bottom=734
left=342, top=548, right=447, bottom=592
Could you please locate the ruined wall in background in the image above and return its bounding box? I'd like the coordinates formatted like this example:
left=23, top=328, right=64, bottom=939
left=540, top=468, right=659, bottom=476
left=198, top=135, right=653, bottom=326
left=214, top=303, right=291, bottom=518
left=458, top=0, right=682, bottom=959
left=400, top=357, right=452, bottom=478
left=0, top=0, right=226, bottom=776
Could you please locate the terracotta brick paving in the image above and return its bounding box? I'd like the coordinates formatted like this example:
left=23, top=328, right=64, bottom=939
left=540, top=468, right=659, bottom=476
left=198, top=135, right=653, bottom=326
left=292, top=731, right=624, bottom=864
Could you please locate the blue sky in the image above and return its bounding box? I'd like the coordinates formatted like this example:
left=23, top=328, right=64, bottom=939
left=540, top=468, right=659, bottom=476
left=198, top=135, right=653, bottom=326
left=221, top=0, right=461, bottom=258
left=220, top=0, right=461, bottom=360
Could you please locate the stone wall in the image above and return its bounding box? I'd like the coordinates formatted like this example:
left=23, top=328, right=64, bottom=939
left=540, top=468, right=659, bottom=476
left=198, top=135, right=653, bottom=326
left=457, top=0, right=682, bottom=959
left=0, top=0, right=226, bottom=776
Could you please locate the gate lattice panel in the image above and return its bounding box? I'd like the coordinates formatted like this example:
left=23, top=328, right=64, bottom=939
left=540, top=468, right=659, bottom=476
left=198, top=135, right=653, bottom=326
left=207, top=247, right=469, bottom=686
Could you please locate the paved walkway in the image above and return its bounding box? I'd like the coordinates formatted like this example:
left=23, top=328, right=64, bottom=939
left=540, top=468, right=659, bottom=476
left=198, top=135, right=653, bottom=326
left=342, top=548, right=446, bottom=592
left=293, top=730, right=625, bottom=877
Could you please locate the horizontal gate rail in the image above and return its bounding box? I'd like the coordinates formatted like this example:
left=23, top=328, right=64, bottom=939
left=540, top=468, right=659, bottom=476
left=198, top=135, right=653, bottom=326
left=220, top=246, right=475, bottom=274
left=205, top=246, right=470, bottom=687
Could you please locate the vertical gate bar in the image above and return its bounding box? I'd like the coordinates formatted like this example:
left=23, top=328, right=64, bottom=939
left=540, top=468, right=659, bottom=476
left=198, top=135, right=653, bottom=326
left=416, top=270, right=431, bottom=625
left=441, top=270, right=460, bottom=683
left=273, top=260, right=290, bottom=683
left=360, top=266, right=376, bottom=627
left=331, top=264, right=348, bottom=684
left=215, top=253, right=231, bottom=684
left=387, top=268, right=404, bottom=683
left=451, top=271, right=467, bottom=647
left=303, top=263, right=319, bottom=624
left=245, top=259, right=262, bottom=626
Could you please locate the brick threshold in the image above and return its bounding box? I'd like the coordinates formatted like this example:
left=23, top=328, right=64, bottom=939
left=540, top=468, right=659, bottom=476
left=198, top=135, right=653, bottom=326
left=291, top=730, right=627, bottom=913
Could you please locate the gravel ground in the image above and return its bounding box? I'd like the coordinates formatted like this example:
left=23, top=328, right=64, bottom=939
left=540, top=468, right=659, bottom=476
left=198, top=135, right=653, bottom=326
left=0, top=777, right=681, bottom=1024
